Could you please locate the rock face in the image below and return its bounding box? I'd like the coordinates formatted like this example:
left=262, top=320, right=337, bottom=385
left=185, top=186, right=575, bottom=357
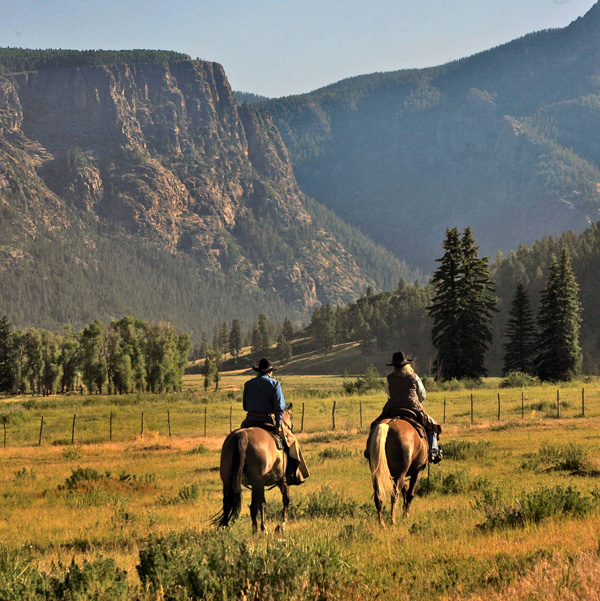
left=0, top=55, right=409, bottom=320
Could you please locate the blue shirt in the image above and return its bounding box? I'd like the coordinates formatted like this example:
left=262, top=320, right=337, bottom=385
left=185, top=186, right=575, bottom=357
left=243, top=374, right=286, bottom=426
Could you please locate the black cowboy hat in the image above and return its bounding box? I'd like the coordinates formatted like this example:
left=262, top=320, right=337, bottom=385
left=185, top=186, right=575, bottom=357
left=386, top=351, right=412, bottom=367
left=252, top=357, right=275, bottom=373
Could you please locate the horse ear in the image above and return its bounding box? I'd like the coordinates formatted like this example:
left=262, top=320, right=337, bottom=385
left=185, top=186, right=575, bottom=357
left=288, top=402, right=293, bottom=411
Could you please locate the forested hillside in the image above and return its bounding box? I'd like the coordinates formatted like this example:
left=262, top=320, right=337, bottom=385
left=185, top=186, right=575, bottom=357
left=264, top=2, right=600, bottom=271
left=0, top=49, right=418, bottom=336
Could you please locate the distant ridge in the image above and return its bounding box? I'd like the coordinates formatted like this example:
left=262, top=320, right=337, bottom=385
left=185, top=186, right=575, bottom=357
left=265, top=1, right=600, bottom=271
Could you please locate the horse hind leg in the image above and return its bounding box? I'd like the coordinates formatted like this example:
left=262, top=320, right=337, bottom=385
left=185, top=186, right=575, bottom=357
left=251, top=486, right=267, bottom=533
left=275, top=480, right=290, bottom=532
left=403, top=473, right=420, bottom=517
left=390, top=475, right=406, bottom=526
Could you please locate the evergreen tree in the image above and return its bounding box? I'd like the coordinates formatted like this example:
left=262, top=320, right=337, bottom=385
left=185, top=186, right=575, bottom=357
left=502, top=283, right=537, bottom=375
left=428, top=227, right=496, bottom=380
left=228, top=319, right=242, bottom=358
left=257, top=314, right=270, bottom=353
left=536, top=249, right=583, bottom=381
left=276, top=333, right=293, bottom=364
left=219, top=322, right=229, bottom=358
left=281, top=317, right=295, bottom=342
left=456, top=227, right=497, bottom=378
left=428, top=228, right=462, bottom=379
left=0, top=315, right=15, bottom=393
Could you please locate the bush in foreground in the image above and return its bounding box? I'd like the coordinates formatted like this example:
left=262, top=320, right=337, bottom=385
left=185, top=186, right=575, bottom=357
left=476, top=485, right=598, bottom=530
left=137, top=529, right=349, bottom=600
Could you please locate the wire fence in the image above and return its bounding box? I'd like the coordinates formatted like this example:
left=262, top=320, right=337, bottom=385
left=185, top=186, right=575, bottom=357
left=1, top=386, right=599, bottom=448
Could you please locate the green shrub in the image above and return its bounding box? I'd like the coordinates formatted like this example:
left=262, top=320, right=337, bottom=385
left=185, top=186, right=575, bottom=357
left=305, top=432, right=354, bottom=444
left=342, top=364, right=383, bottom=395
left=13, top=467, right=36, bottom=481
left=61, top=446, right=83, bottom=461
left=49, top=557, right=130, bottom=600
left=137, top=530, right=349, bottom=600
left=186, top=443, right=210, bottom=454
left=476, top=485, right=598, bottom=530
left=59, top=467, right=109, bottom=491
left=521, top=443, right=590, bottom=472
left=442, top=440, right=491, bottom=460
left=416, top=469, right=491, bottom=496
left=501, top=372, right=541, bottom=388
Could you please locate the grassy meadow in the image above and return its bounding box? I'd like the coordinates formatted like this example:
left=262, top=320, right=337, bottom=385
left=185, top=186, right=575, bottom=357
left=1, top=373, right=600, bottom=599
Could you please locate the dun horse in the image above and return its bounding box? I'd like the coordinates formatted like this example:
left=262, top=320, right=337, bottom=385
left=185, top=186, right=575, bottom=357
left=213, top=406, right=293, bottom=532
left=369, top=418, right=428, bottom=525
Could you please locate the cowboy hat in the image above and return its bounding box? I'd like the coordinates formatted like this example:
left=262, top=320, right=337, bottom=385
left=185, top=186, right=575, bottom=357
left=252, top=357, right=275, bottom=373
left=386, top=351, right=412, bottom=367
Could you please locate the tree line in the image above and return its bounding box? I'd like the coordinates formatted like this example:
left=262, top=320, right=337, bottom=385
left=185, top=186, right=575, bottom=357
left=303, top=225, right=585, bottom=383
left=0, top=316, right=190, bottom=396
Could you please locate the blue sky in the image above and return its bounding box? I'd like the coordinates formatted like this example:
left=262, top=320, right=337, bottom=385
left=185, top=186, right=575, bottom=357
left=0, top=0, right=596, bottom=97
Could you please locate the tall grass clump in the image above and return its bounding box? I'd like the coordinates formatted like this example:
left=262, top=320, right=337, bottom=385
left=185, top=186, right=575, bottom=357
left=443, top=439, right=491, bottom=460
left=137, top=530, right=349, bottom=600
left=476, top=485, right=598, bottom=530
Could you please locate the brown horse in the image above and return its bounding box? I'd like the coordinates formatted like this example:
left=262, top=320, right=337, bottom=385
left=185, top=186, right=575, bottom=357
left=213, top=406, right=293, bottom=532
left=369, top=418, right=428, bottom=525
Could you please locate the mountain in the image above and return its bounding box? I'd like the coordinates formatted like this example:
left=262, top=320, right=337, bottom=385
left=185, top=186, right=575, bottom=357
left=264, top=2, right=600, bottom=271
left=0, top=49, right=417, bottom=336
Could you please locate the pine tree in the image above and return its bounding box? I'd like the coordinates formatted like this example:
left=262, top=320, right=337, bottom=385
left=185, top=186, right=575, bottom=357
left=502, top=283, right=537, bottom=375
left=276, top=333, right=293, bottom=364
left=428, top=227, right=496, bottom=380
left=228, top=319, right=242, bottom=358
left=456, top=227, right=497, bottom=379
left=0, top=315, right=15, bottom=393
left=536, top=249, right=583, bottom=381
left=428, top=228, right=462, bottom=379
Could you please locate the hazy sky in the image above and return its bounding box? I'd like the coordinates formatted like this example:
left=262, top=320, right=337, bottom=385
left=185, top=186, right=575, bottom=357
left=0, top=0, right=597, bottom=97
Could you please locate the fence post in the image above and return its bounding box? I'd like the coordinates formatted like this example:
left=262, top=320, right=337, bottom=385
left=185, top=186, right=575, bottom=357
left=470, top=394, right=474, bottom=425
left=521, top=391, right=524, bottom=419
left=167, top=410, right=172, bottom=438
left=141, top=411, right=144, bottom=436
left=332, top=400, right=337, bottom=431
left=38, top=416, right=44, bottom=446
left=204, top=407, right=207, bottom=437
left=301, top=402, right=305, bottom=433
left=359, top=400, right=363, bottom=429
left=557, top=389, right=561, bottom=418
left=443, top=397, right=446, bottom=424
left=582, top=388, right=585, bottom=418
left=71, top=414, right=76, bottom=445
left=497, top=393, right=501, bottom=421
left=109, top=411, right=113, bottom=442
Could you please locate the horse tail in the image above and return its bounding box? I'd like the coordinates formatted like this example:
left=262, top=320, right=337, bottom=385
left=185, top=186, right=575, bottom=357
left=369, top=423, right=395, bottom=501
left=212, top=431, right=247, bottom=527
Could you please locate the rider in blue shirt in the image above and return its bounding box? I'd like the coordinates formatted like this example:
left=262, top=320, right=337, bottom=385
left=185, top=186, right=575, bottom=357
left=242, top=358, right=286, bottom=428
left=241, top=357, right=309, bottom=485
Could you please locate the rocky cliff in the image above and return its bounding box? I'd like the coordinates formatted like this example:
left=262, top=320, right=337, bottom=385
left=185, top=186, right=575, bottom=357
left=0, top=51, right=413, bottom=330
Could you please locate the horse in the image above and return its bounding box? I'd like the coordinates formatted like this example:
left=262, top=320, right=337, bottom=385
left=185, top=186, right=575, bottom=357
left=369, top=417, right=428, bottom=525
left=213, top=405, right=293, bottom=532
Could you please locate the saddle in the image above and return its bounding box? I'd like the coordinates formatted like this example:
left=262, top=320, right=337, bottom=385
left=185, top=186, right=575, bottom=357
left=385, top=409, right=427, bottom=440
left=240, top=415, right=285, bottom=450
